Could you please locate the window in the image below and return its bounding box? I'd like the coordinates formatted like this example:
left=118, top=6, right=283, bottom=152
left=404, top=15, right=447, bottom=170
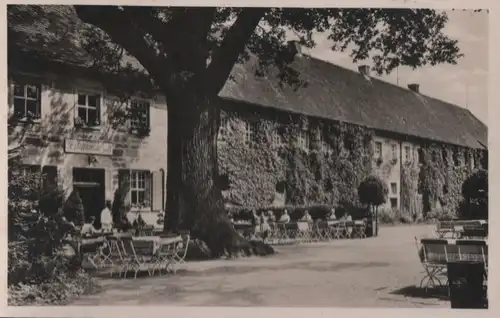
left=272, top=131, right=283, bottom=147
left=298, top=130, right=309, bottom=150
left=418, top=148, right=424, bottom=164
left=452, top=150, right=460, bottom=166
left=404, top=146, right=411, bottom=163
left=391, top=144, right=397, bottom=160
left=390, top=198, right=398, bottom=209
left=391, top=183, right=397, bottom=195
left=218, top=115, right=228, bottom=141
left=13, top=83, right=41, bottom=119
left=442, top=149, right=448, bottom=165
left=130, top=170, right=151, bottom=207
left=374, top=142, right=382, bottom=158
left=76, top=93, right=101, bottom=127
left=130, top=100, right=150, bottom=131
left=244, top=121, right=257, bottom=143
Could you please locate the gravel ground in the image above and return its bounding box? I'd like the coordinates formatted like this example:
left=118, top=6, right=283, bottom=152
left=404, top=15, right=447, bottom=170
left=71, top=224, right=449, bottom=307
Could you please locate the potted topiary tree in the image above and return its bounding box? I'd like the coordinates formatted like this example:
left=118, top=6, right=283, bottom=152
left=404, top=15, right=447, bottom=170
left=358, top=175, right=388, bottom=236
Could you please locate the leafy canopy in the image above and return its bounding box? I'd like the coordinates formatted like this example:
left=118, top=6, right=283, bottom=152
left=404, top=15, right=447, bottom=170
left=358, top=175, right=388, bottom=207
left=8, top=6, right=464, bottom=98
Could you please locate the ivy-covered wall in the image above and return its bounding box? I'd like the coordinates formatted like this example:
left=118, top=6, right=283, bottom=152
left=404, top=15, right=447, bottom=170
left=410, top=144, right=487, bottom=218
left=216, top=101, right=487, bottom=220
left=217, top=105, right=373, bottom=208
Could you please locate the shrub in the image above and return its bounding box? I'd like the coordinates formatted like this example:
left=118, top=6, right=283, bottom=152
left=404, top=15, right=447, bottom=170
left=63, top=189, right=84, bottom=225
left=460, top=169, right=488, bottom=220
left=8, top=160, right=89, bottom=304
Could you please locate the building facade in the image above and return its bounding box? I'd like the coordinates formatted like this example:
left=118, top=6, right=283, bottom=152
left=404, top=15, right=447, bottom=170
left=8, top=69, right=168, bottom=225
left=8, top=5, right=488, bottom=223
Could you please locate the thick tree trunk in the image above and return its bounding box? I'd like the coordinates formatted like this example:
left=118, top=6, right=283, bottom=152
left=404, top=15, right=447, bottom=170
left=164, top=93, right=274, bottom=258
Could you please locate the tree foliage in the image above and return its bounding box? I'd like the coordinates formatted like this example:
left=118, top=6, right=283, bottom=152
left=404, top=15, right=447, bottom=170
left=8, top=5, right=466, bottom=256
left=462, top=169, right=488, bottom=201
left=358, top=175, right=388, bottom=208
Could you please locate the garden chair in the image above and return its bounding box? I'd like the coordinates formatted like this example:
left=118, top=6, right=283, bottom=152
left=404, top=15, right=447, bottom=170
left=120, top=237, right=156, bottom=279
left=152, top=238, right=179, bottom=275
left=172, top=232, right=191, bottom=266
left=436, top=220, right=455, bottom=239
left=101, top=234, right=127, bottom=277
left=294, top=222, right=312, bottom=243
left=415, top=237, right=449, bottom=290
left=331, top=223, right=343, bottom=239
left=353, top=220, right=367, bottom=239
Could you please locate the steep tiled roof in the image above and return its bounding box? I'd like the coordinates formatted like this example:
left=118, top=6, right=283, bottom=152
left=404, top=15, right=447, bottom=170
left=9, top=5, right=487, bottom=149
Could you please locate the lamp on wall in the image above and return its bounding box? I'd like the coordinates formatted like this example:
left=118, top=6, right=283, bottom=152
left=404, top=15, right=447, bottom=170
left=87, top=155, right=98, bottom=166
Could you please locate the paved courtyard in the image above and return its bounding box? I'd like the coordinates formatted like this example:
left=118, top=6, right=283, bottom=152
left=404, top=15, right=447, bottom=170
left=72, top=224, right=449, bottom=307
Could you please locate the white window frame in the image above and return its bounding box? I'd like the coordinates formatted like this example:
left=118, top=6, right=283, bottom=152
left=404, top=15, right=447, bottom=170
left=218, top=115, right=228, bottom=141
left=405, top=146, right=411, bottom=163
left=75, top=90, right=102, bottom=128
left=298, top=130, right=309, bottom=151
left=391, top=182, right=397, bottom=195
left=374, top=141, right=382, bottom=159
left=391, top=144, right=397, bottom=160
left=129, top=99, right=151, bottom=131
left=272, top=130, right=283, bottom=148
left=244, top=121, right=257, bottom=144
left=130, top=170, right=151, bottom=208
left=11, top=82, right=42, bottom=120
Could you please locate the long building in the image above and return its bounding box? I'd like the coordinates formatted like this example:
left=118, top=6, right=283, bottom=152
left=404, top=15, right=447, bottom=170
left=8, top=5, right=488, bottom=225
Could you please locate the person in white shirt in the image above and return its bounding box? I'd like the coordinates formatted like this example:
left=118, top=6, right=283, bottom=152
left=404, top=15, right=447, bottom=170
left=100, top=200, right=113, bottom=232
left=328, top=208, right=337, bottom=220
left=301, top=210, right=313, bottom=222
left=279, top=209, right=291, bottom=223
left=81, top=216, right=100, bottom=236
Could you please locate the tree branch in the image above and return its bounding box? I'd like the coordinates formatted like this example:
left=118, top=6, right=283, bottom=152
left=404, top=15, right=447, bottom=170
left=204, top=8, right=267, bottom=95
left=74, top=5, right=171, bottom=91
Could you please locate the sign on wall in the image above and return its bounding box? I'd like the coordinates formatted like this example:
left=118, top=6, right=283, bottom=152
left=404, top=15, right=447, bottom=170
left=65, top=138, right=113, bottom=156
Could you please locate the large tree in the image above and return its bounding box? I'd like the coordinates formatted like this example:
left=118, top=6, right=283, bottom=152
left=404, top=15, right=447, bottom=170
left=9, top=6, right=464, bottom=257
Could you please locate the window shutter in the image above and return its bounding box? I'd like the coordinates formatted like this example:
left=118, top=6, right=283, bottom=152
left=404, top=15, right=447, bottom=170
left=118, top=169, right=131, bottom=206
left=145, top=171, right=152, bottom=208
left=151, top=170, right=162, bottom=211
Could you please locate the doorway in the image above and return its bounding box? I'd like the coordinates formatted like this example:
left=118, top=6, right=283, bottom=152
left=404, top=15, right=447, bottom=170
left=72, top=167, right=105, bottom=227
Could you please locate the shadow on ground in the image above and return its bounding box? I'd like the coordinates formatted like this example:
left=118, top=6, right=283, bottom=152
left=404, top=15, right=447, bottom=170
left=390, top=285, right=449, bottom=301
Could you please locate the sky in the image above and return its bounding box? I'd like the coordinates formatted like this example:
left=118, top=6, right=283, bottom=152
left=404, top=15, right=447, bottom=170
left=307, top=10, right=489, bottom=125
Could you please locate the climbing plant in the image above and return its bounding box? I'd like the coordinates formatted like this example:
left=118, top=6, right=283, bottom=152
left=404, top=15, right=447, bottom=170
left=217, top=107, right=373, bottom=208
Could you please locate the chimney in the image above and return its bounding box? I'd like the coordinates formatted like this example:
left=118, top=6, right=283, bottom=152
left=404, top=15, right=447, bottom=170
left=358, top=65, right=370, bottom=76
left=408, top=83, right=420, bottom=93
left=287, top=40, right=302, bottom=57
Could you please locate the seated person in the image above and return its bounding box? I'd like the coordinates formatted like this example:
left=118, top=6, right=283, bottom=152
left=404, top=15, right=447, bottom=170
left=327, top=208, right=337, bottom=220
left=279, top=209, right=291, bottom=223
left=301, top=210, right=313, bottom=222
left=346, top=213, right=353, bottom=221
left=267, top=210, right=276, bottom=223
left=81, top=216, right=100, bottom=236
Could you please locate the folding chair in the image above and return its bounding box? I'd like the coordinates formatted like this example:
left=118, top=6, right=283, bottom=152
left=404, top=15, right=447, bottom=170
left=295, top=222, right=311, bottom=243
left=416, top=237, right=449, bottom=290
left=152, top=239, right=178, bottom=276
left=121, top=237, right=156, bottom=279
left=172, top=232, right=191, bottom=266
left=102, top=235, right=127, bottom=277
left=331, top=223, right=343, bottom=239
left=353, top=220, right=367, bottom=239
left=436, top=221, right=455, bottom=239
